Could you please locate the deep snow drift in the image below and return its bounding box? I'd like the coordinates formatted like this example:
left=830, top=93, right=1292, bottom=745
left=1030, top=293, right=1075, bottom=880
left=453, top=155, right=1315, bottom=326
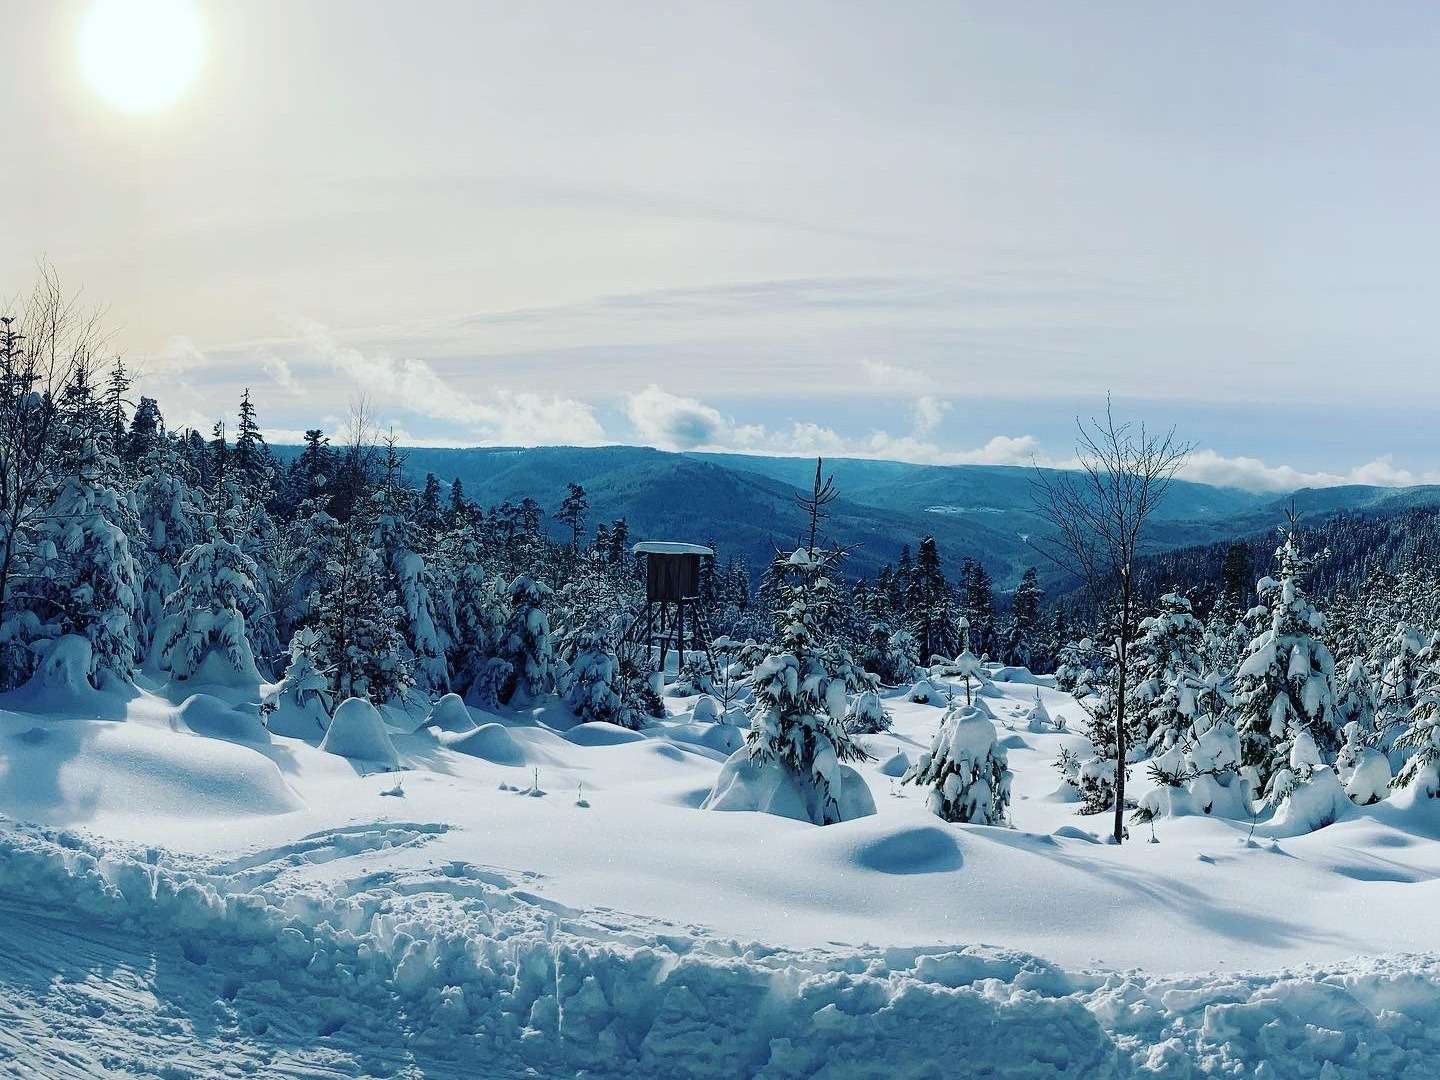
left=5, top=670, right=1440, bottom=1076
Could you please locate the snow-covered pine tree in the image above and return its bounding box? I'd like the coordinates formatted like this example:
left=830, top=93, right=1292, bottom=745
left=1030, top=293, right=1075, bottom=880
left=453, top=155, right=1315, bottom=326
left=958, top=558, right=996, bottom=658
left=903, top=699, right=1011, bottom=824
left=1376, top=622, right=1424, bottom=739
left=133, top=465, right=207, bottom=654
left=906, top=537, right=956, bottom=660
left=1131, top=591, right=1205, bottom=754
left=843, top=689, right=892, bottom=734
left=1334, top=656, right=1378, bottom=734
left=564, top=624, right=640, bottom=727
left=737, top=544, right=872, bottom=825
left=447, top=549, right=510, bottom=704
left=862, top=624, right=919, bottom=685
left=25, top=437, right=141, bottom=687
left=370, top=438, right=449, bottom=693
left=1003, top=567, right=1044, bottom=668
left=157, top=538, right=268, bottom=683
left=496, top=574, right=554, bottom=705
left=1232, top=524, right=1339, bottom=805
left=263, top=627, right=333, bottom=738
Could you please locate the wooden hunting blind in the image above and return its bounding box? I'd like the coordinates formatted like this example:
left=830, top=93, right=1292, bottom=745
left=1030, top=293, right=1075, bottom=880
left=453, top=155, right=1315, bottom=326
left=620, top=541, right=715, bottom=675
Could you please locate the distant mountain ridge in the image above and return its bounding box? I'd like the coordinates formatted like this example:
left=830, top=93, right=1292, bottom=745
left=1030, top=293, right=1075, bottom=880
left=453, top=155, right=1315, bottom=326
left=271, top=443, right=1440, bottom=589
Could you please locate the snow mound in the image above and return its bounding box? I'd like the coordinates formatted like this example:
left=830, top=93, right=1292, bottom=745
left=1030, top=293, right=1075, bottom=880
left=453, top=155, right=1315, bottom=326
left=0, top=720, right=301, bottom=821
left=878, top=750, right=911, bottom=777
left=263, top=695, right=329, bottom=741
left=427, top=692, right=477, bottom=733
left=318, top=698, right=400, bottom=768
left=702, top=748, right=876, bottom=824
left=663, top=721, right=744, bottom=756
left=442, top=722, right=525, bottom=766
left=852, top=825, right=963, bottom=874
left=991, top=666, right=1048, bottom=685
left=173, top=694, right=269, bottom=745
left=565, top=722, right=648, bottom=747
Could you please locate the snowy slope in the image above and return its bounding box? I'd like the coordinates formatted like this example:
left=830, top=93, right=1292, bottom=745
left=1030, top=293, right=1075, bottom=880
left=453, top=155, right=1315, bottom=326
left=4, top=674, right=1440, bottom=1076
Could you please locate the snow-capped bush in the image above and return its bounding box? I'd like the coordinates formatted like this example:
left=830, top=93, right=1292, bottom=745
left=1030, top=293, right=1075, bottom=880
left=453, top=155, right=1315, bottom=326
left=903, top=701, right=1011, bottom=825
left=428, top=692, right=477, bottom=733
left=263, top=628, right=332, bottom=739
left=908, top=678, right=949, bottom=705
left=691, top=695, right=724, bottom=724
left=844, top=689, right=892, bottom=734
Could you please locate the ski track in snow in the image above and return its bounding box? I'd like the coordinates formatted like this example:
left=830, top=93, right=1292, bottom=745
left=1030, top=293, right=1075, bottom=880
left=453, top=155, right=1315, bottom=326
left=5, top=820, right=1440, bottom=1078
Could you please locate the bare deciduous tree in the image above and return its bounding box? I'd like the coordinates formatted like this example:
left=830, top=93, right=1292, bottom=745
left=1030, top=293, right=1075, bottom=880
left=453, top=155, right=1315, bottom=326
left=0, top=268, right=107, bottom=664
left=1030, top=400, right=1191, bottom=844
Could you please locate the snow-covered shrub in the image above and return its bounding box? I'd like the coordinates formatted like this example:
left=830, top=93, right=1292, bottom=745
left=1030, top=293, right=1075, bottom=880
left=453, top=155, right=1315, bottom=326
left=844, top=689, right=892, bottom=734
left=691, top=694, right=724, bottom=724
left=903, top=701, right=1011, bottom=825
left=1024, top=689, right=1061, bottom=733
left=1076, top=756, right=1121, bottom=816
left=908, top=678, right=949, bottom=705
left=23, top=634, right=96, bottom=695
left=158, top=539, right=266, bottom=684
left=263, top=627, right=332, bottom=739
left=862, top=625, right=919, bottom=685
left=1267, top=765, right=1351, bottom=836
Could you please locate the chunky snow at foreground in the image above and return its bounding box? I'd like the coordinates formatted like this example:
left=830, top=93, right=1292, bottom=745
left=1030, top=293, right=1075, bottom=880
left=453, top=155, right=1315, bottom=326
left=7, top=675, right=1440, bottom=1076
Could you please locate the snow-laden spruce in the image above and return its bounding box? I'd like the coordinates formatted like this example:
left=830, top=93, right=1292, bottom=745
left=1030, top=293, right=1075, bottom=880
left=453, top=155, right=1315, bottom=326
left=157, top=538, right=267, bottom=685
left=563, top=624, right=640, bottom=728
left=903, top=698, right=1011, bottom=824
left=496, top=575, right=554, bottom=706
left=1131, top=591, right=1205, bottom=754
left=1233, top=527, right=1339, bottom=805
left=21, top=438, right=141, bottom=688
left=704, top=562, right=874, bottom=826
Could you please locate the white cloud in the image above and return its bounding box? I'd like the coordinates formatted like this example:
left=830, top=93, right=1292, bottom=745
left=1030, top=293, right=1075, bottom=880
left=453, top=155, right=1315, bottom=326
left=260, top=352, right=303, bottom=394
left=911, top=395, right=951, bottom=437
left=625, top=385, right=731, bottom=449
left=1179, top=449, right=1440, bottom=492
left=304, top=323, right=606, bottom=446
left=624, top=384, right=1046, bottom=468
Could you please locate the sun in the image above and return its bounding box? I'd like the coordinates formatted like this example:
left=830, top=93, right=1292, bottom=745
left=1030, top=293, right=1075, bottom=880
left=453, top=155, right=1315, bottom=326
left=79, top=0, right=204, bottom=113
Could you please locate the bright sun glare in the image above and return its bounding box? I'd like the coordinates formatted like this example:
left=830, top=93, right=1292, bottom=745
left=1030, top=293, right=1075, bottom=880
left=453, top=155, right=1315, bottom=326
left=79, top=0, right=203, bottom=113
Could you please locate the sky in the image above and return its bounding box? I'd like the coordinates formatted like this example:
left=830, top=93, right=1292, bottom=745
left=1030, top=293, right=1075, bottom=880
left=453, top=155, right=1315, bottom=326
left=5, top=0, right=1440, bottom=492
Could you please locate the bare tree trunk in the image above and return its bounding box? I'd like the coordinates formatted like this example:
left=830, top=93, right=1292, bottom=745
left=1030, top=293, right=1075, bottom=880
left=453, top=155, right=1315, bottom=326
left=1029, top=400, right=1191, bottom=847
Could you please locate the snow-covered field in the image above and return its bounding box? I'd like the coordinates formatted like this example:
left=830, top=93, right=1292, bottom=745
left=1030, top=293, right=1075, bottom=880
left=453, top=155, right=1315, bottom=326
left=3, top=670, right=1440, bottom=1077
